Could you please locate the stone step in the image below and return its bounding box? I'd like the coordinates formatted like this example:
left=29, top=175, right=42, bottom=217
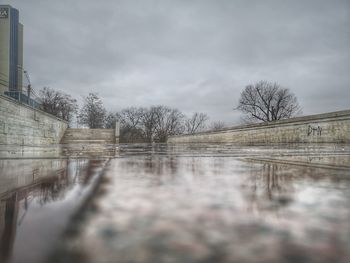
left=60, top=128, right=116, bottom=144
left=61, top=139, right=115, bottom=144
left=62, top=136, right=114, bottom=140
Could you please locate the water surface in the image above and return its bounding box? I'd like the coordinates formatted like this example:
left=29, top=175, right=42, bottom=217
left=55, top=144, right=350, bottom=263
left=0, top=158, right=107, bottom=263
left=1, top=144, right=350, bottom=263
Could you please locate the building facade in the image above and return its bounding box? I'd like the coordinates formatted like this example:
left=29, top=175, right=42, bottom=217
left=0, top=5, right=23, bottom=94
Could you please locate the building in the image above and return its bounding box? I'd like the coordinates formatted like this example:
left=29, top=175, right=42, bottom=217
left=0, top=5, right=23, bottom=95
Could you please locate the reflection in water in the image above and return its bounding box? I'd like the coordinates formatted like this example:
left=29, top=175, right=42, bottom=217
left=1, top=144, right=350, bottom=263
left=0, top=158, right=106, bottom=263
left=63, top=155, right=350, bottom=263
left=246, top=163, right=295, bottom=205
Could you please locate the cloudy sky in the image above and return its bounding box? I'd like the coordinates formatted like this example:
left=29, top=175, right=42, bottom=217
left=7, top=0, right=350, bottom=124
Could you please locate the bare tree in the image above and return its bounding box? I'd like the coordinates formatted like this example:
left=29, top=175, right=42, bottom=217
left=39, top=87, right=78, bottom=125
left=108, top=105, right=187, bottom=143
left=117, top=107, right=145, bottom=129
left=105, top=112, right=118, bottom=128
left=58, top=93, right=78, bottom=125
left=185, top=112, right=209, bottom=134
left=209, top=121, right=226, bottom=131
left=116, top=107, right=145, bottom=142
left=153, top=106, right=185, bottom=142
left=236, top=81, right=301, bottom=123
left=78, top=93, right=106, bottom=128
left=40, top=87, right=62, bottom=116
left=141, top=106, right=158, bottom=143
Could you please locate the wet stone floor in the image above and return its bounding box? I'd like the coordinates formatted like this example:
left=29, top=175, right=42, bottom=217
left=0, top=156, right=108, bottom=263
left=1, top=144, right=350, bottom=263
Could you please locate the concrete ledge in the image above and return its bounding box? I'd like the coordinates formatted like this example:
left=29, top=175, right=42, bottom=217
left=168, top=110, right=350, bottom=144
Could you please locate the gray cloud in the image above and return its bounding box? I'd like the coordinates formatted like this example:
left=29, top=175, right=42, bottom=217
left=8, top=0, right=350, bottom=124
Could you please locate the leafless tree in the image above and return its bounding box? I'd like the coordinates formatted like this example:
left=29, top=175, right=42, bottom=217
left=39, top=87, right=78, bottom=125
left=117, top=107, right=145, bottom=129
left=236, top=81, right=301, bottom=123
left=109, top=105, right=187, bottom=143
left=153, top=105, right=185, bottom=142
left=39, top=87, right=62, bottom=116
left=209, top=121, right=226, bottom=131
left=185, top=112, right=209, bottom=134
left=141, top=106, right=158, bottom=143
left=58, top=94, right=78, bottom=125
left=116, top=107, right=145, bottom=142
left=78, top=93, right=106, bottom=128
left=105, top=112, right=118, bottom=128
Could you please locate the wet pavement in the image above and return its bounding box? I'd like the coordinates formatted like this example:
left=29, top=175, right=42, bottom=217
left=1, top=144, right=350, bottom=263
left=56, top=144, right=350, bottom=263
left=0, top=156, right=108, bottom=263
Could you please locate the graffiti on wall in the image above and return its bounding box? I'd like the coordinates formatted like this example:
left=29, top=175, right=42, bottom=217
left=307, top=125, right=322, bottom=136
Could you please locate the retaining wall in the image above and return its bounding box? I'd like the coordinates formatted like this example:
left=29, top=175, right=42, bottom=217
left=60, top=128, right=117, bottom=144
left=0, top=94, right=68, bottom=146
left=168, top=110, right=350, bottom=144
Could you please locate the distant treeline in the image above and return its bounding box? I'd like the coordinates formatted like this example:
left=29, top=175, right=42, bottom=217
left=106, top=106, right=212, bottom=143
left=38, top=80, right=300, bottom=142
left=38, top=89, right=225, bottom=143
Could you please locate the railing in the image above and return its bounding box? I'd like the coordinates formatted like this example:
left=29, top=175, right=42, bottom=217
left=4, top=91, right=42, bottom=109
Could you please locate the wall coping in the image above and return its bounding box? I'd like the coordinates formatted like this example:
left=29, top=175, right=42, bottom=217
left=0, top=94, right=68, bottom=124
left=170, top=109, right=350, bottom=138
left=65, top=128, right=114, bottom=131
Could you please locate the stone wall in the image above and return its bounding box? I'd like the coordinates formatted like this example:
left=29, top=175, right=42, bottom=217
left=0, top=94, right=68, bottom=146
left=60, top=128, right=117, bottom=144
left=168, top=110, right=350, bottom=144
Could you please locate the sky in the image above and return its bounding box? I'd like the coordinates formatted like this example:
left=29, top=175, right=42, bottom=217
left=6, top=0, right=350, bottom=125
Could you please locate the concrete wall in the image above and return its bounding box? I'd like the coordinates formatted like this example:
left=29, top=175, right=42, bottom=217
left=0, top=145, right=62, bottom=159
left=0, top=94, right=68, bottom=146
left=168, top=110, right=350, bottom=144
left=60, top=128, right=118, bottom=144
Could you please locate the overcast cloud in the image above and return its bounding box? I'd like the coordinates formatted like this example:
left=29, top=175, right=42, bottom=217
left=6, top=0, right=350, bottom=124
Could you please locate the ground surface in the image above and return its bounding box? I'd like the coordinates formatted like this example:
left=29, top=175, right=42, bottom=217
left=53, top=144, right=350, bottom=263
left=0, top=157, right=108, bottom=263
